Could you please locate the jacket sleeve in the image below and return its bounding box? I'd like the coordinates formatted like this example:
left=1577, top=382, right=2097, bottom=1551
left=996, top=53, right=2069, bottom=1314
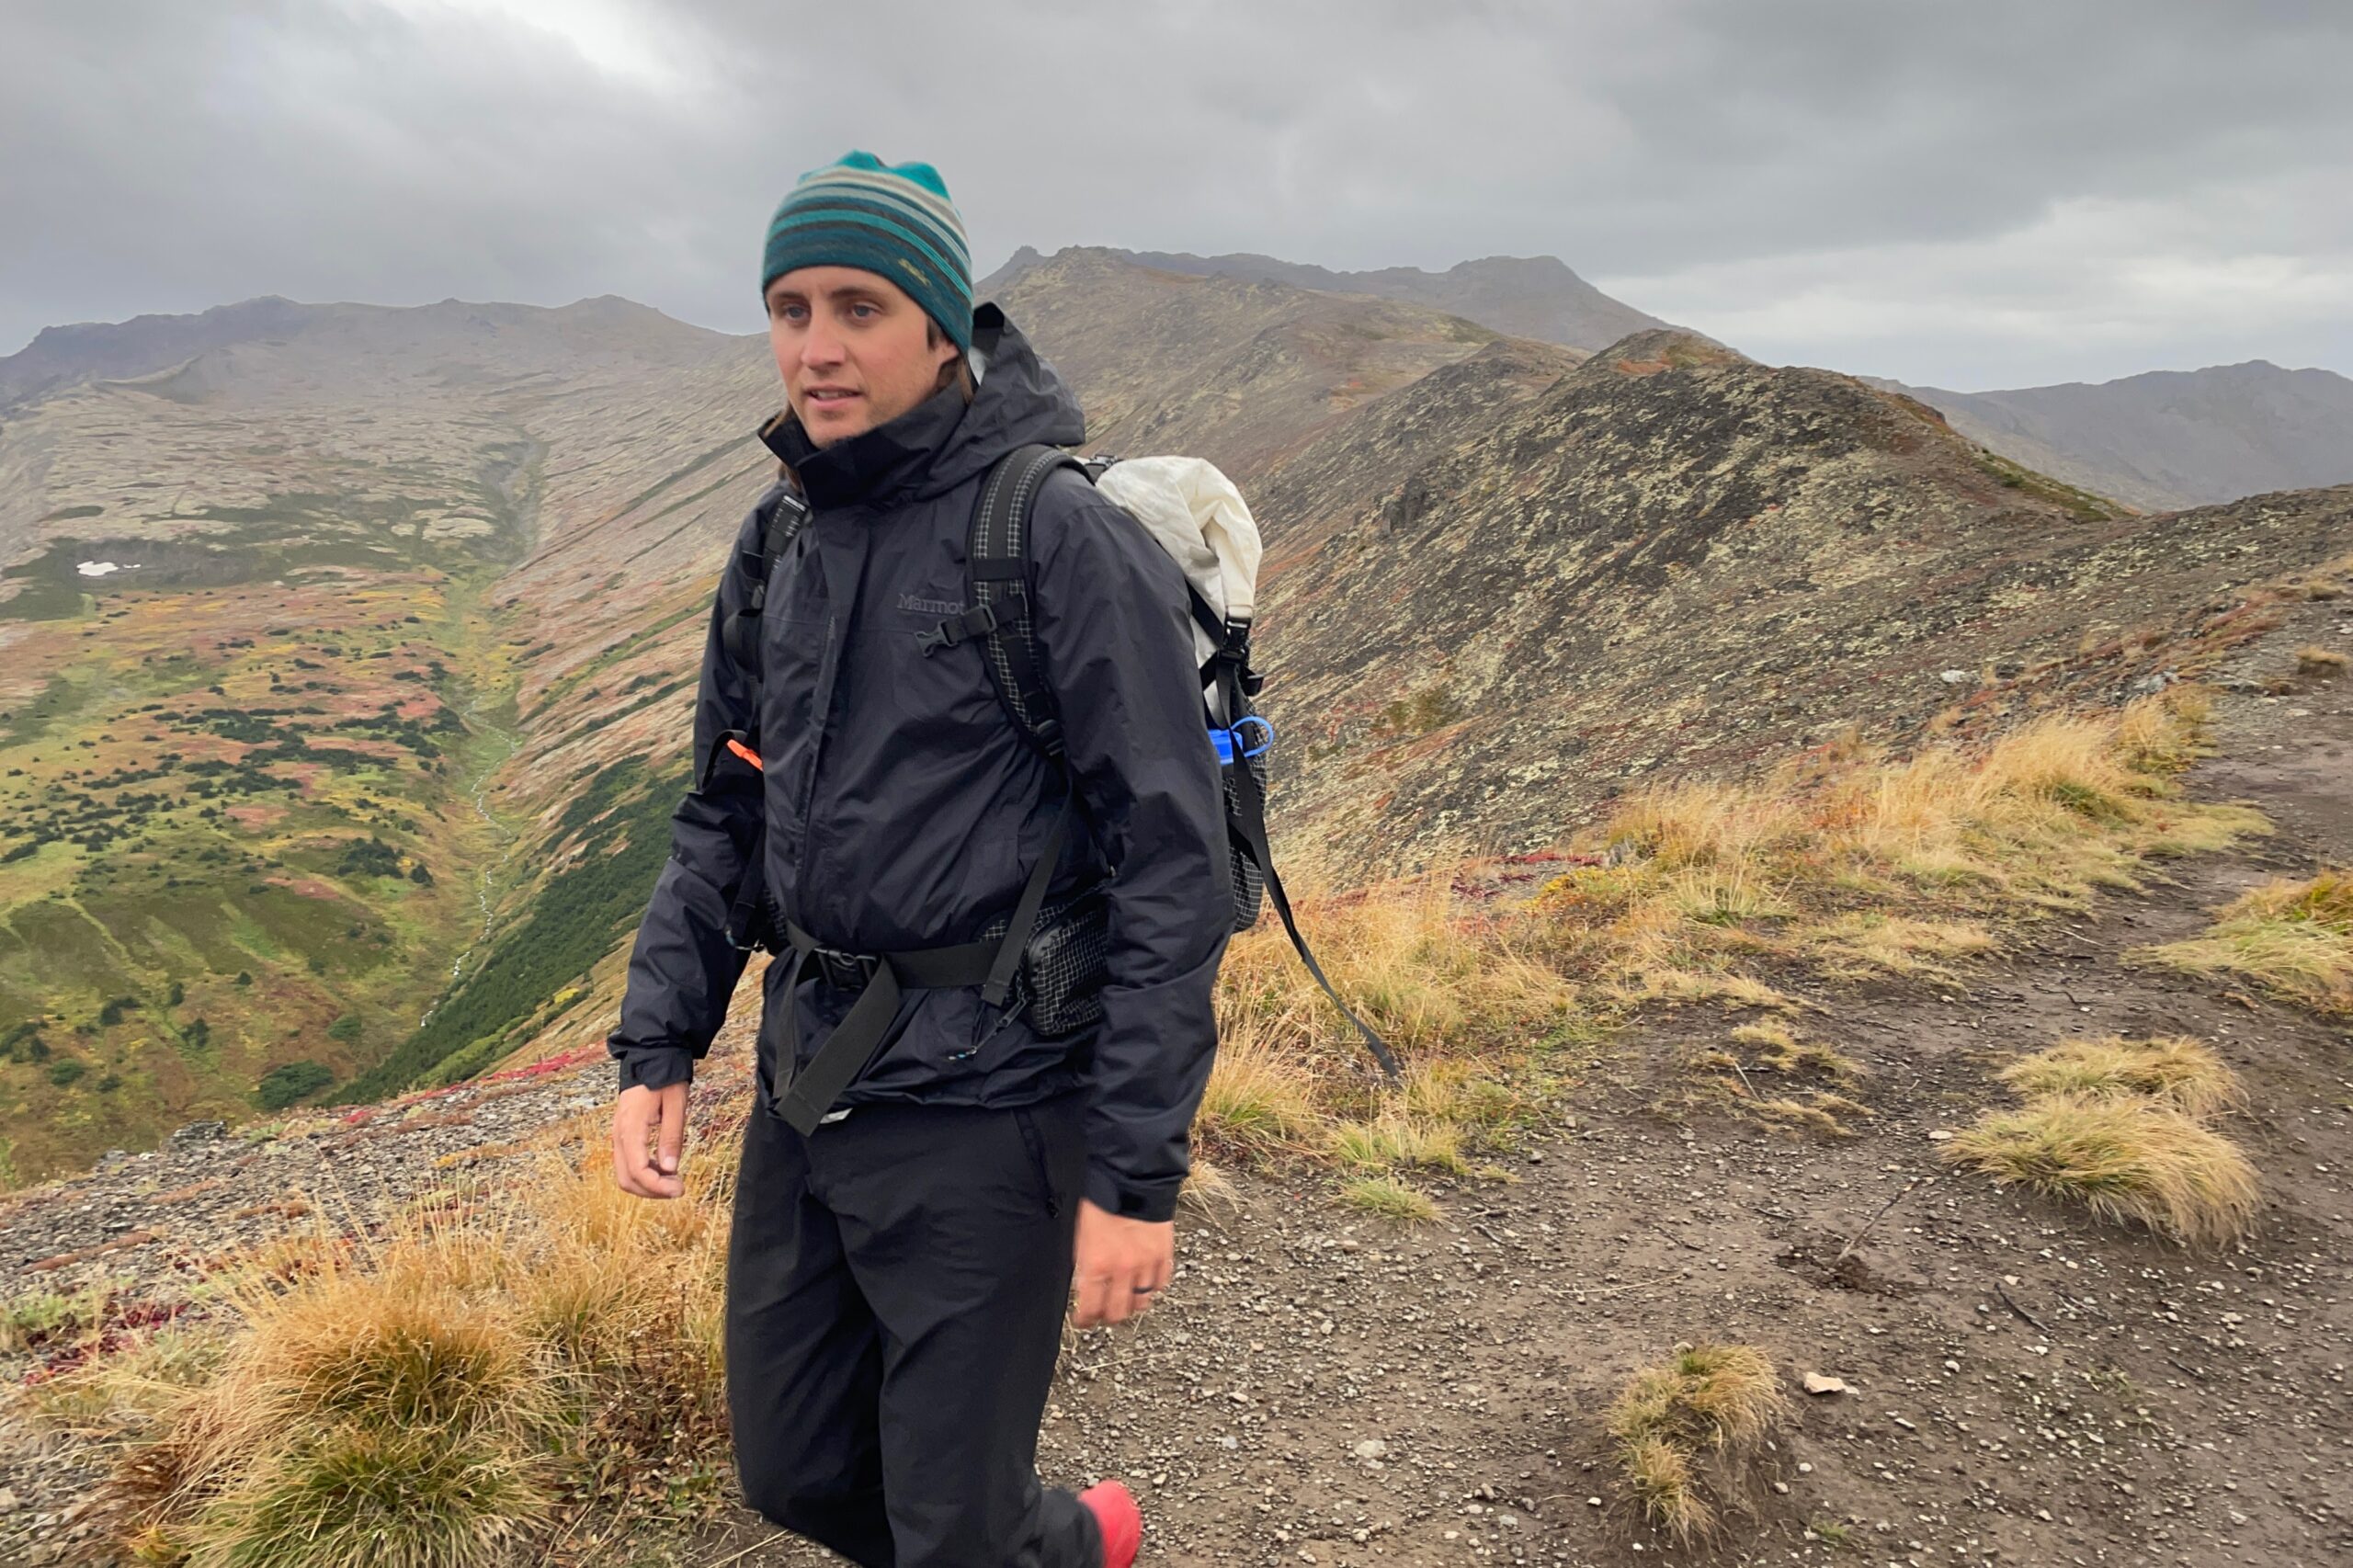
left=604, top=498, right=770, bottom=1095
left=1029, top=474, right=1232, bottom=1223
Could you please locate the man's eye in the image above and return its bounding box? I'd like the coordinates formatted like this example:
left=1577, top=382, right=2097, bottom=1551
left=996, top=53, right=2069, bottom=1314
left=849, top=302, right=880, bottom=319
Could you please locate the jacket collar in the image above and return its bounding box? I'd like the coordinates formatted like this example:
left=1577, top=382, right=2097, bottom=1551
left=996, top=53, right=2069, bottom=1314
left=758, top=381, right=968, bottom=512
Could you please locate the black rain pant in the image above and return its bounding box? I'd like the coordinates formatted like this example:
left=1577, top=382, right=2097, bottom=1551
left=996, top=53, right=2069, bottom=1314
left=724, top=1085, right=1104, bottom=1568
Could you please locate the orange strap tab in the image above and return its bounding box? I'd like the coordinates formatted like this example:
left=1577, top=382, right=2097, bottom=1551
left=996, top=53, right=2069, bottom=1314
left=726, top=737, right=764, bottom=771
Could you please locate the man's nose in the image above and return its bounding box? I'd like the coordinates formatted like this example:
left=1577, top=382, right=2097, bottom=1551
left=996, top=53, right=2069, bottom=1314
left=801, top=319, right=846, bottom=369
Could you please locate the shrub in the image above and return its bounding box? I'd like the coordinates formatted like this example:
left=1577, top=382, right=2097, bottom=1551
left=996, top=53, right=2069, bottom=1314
left=258, top=1061, right=335, bottom=1111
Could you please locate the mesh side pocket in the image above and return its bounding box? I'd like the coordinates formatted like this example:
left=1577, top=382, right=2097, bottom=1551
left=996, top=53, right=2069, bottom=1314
left=1223, top=744, right=1268, bottom=934
left=977, top=885, right=1112, bottom=1037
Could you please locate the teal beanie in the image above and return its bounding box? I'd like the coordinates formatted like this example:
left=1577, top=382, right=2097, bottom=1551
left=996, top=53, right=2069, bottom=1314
left=760, top=151, right=974, bottom=354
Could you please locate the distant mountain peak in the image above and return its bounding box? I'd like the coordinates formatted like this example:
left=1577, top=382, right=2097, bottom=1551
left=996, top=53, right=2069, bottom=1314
left=1883, top=359, right=2353, bottom=511
left=979, top=244, right=1670, bottom=353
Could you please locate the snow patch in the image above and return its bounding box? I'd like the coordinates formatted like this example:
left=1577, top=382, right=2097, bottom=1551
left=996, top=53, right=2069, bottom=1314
left=75, top=560, right=139, bottom=577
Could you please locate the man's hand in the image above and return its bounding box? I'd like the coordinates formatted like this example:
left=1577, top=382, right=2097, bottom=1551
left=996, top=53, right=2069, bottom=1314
left=612, top=1081, right=689, bottom=1199
left=1070, top=1198, right=1174, bottom=1328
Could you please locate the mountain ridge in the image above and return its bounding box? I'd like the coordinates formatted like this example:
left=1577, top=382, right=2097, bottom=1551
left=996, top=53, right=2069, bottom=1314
left=982, top=244, right=1671, bottom=352
left=1870, top=358, right=2353, bottom=511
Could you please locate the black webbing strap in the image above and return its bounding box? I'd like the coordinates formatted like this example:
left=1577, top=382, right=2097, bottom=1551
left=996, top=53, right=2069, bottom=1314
left=1217, top=661, right=1401, bottom=1082
left=722, top=484, right=811, bottom=669
left=967, top=443, right=1084, bottom=760
left=767, top=794, right=1077, bottom=1133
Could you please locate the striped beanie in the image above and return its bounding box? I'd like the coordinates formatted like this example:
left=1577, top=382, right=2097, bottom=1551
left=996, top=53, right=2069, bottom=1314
left=761, top=151, right=974, bottom=354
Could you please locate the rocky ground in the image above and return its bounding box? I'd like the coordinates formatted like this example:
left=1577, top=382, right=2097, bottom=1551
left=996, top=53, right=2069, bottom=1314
left=2, top=609, right=2348, bottom=1566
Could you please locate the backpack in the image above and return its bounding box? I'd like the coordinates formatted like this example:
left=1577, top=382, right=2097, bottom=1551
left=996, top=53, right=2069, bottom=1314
left=717, top=442, right=1401, bottom=1095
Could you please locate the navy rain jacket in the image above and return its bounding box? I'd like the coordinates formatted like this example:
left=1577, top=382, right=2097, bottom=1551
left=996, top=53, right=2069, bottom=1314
left=606, top=308, right=1231, bottom=1223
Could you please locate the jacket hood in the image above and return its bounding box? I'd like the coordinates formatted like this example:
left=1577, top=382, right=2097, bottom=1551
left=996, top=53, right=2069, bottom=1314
left=760, top=302, right=1086, bottom=509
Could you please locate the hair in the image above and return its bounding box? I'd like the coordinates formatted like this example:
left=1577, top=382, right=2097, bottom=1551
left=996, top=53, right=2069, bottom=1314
left=926, top=317, right=976, bottom=403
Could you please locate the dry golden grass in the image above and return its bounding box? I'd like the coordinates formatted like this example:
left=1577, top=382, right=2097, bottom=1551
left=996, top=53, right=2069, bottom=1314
left=1204, top=687, right=2251, bottom=1215
left=1940, top=1093, right=2259, bottom=1246
left=2295, top=643, right=2348, bottom=673
left=1327, top=1112, right=1468, bottom=1176
left=1998, top=1034, right=2245, bottom=1119
left=1218, top=865, right=1583, bottom=1062
left=1535, top=691, right=2260, bottom=1013
left=2141, top=869, right=2353, bottom=1016
left=1192, top=1027, right=1324, bottom=1159
left=1605, top=1344, right=1790, bottom=1542
left=47, top=1122, right=739, bottom=1565
left=1730, top=1023, right=1860, bottom=1079
left=1748, top=1092, right=1873, bottom=1139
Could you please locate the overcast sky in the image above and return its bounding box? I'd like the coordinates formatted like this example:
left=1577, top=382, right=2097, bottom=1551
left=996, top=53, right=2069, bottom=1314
left=6, top=0, right=2348, bottom=391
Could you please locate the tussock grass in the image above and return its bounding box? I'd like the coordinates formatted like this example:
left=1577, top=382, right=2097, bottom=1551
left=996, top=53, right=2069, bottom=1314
left=1940, top=1092, right=2258, bottom=1245
left=1535, top=691, right=2259, bottom=1008
left=1211, top=687, right=2249, bottom=1212
left=2141, top=869, right=2353, bottom=1016
left=1339, top=1175, right=1441, bottom=1222
left=54, top=1122, right=735, bottom=1564
left=2296, top=644, right=2348, bottom=673
left=1328, top=1113, right=1467, bottom=1175
left=1218, top=865, right=1581, bottom=1061
left=1193, top=1028, right=1324, bottom=1158
left=1605, top=1344, right=1790, bottom=1542
left=1998, top=1034, right=2245, bottom=1118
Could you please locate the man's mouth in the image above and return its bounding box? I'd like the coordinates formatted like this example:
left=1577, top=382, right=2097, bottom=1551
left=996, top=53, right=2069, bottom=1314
left=804, top=387, right=860, bottom=409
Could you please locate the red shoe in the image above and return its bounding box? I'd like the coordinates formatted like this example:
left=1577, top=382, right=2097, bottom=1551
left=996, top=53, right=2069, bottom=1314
left=1078, top=1479, right=1142, bottom=1568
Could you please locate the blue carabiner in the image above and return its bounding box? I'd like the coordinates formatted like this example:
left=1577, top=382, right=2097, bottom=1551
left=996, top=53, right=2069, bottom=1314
left=1211, top=715, right=1275, bottom=766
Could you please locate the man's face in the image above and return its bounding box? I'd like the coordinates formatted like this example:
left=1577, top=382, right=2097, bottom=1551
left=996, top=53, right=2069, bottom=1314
left=766, top=266, right=961, bottom=448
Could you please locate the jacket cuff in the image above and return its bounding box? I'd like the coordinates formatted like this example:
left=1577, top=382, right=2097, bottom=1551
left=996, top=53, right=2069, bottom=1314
left=1084, top=1162, right=1179, bottom=1224
left=613, top=1046, right=696, bottom=1095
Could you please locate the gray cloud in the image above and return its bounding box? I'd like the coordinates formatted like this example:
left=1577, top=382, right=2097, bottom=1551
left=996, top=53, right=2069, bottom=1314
left=4, top=0, right=2347, bottom=389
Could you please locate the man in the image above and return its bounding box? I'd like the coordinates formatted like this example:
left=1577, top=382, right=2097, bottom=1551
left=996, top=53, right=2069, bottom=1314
left=605, top=151, right=1230, bottom=1568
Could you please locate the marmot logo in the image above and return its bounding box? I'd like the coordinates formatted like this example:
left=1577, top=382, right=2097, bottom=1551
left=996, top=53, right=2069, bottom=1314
left=898, top=592, right=963, bottom=617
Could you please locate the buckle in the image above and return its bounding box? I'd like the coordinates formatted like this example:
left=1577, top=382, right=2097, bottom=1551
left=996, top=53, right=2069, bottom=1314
left=813, top=947, right=879, bottom=990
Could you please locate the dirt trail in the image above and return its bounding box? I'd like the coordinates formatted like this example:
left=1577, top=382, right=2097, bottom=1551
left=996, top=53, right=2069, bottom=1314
left=2, top=610, right=2347, bottom=1566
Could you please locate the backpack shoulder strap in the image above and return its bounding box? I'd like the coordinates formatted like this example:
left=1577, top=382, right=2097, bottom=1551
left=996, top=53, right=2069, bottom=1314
left=722, top=481, right=811, bottom=675
left=914, top=443, right=1085, bottom=763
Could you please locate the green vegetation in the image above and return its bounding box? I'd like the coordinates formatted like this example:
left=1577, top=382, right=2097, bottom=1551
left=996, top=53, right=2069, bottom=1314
left=258, top=1059, right=336, bottom=1110
left=337, top=769, right=677, bottom=1103
left=0, top=440, right=583, bottom=1183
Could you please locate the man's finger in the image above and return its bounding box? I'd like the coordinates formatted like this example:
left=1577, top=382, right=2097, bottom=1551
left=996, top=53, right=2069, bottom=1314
left=1073, top=1269, right=1114, bottom=1330
left=655, top=1083, right=687, bottom=1176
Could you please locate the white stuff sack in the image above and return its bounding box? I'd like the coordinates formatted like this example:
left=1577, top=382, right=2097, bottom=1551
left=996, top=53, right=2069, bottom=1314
left=1093, top=456, right=1262, bottom=720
